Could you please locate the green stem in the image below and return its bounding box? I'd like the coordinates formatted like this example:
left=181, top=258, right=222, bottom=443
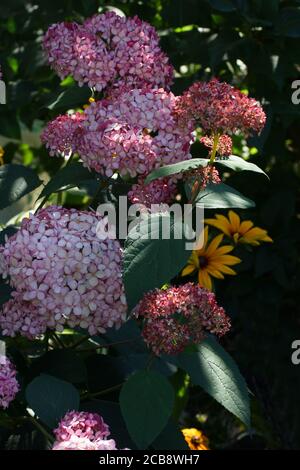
left=52, top=332, right=66, bottom=349
left=78, top=338, right=137, bottom=353
left=209, top=133, right=220, bottom=165
left=27, top=415, right=54, bottom=443
left=83, top=383, right=123, bottom=400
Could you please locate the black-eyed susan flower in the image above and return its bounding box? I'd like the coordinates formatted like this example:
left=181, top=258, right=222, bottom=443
left=182, top=428, right=210, bottom=450
left=181, top=227, right=241, bottom=291
left=205, top=210, right=273, bottom=246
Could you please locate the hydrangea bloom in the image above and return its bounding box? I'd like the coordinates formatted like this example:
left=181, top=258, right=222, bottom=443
left=40, top=112, right=85, bottom=157
left=52, top=411, right=120, bottom=450
left=176, top=78, right=266, bottom=136
left=128, top=176, right=178, bottom=209
left=42, top=87, right=193, bottom=177
left=43, top=12, right=173, bottom=92
left=54, top=411, right=110, bottom=442
left=0, top=206, right=127, bottom=338
left=52, top=435, right=118, bottom=450
left=0, top=355, right=19, bottom=409
left=134, top=283, right=230, bottom=355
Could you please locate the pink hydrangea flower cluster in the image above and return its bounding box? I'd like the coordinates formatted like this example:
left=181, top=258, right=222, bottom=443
left=134, top=283, right=231, bottom=355
left=52, top=411, right=119, bottom=450
left=41, top=112, right=85, bottom=157
left=42, top=88, right=192, bottom=177
left=43, top=11, right=173, bottom=92
left=200, top=134, right=233, bottom=157
left=128, top=176, right=178, bottom=209
left=0, top=206, right=127, bottom=338
left=0, top=355, right=19, bottom=409
left=176, top=78, right=266, bottom=136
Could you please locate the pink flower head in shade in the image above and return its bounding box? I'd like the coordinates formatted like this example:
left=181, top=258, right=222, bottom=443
left=54, top=411, right=110, bottom=442
left=52, top=411, right=121, bottom=450
left=176, top=78, right=266, bottom=136
left=0, top=206, right=127, bottom=338
left=200, top=134, right=233, bottom=157
left=128, top=176, right=178, bottom=210
left=184, top=165, right=221, bottom=191
left=40, top=112, right=85, bottom=157
left=134, top=283, right=230, bottom=355
left=73, top=87, right=193, bottom=177
left=43, top=12, right=173, bottom=92
left=0, top=355, right=19, bottom=409
left=52, top=435, right=118, bottom=450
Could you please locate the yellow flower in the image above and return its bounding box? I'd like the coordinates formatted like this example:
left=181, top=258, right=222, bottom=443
left=83, top=96, right=95, bottom=109
left=182, top=428, right=210, bottom=450
left=205, top=210, right=273, bottom=246
left=182, top=227, right=241, bottom=291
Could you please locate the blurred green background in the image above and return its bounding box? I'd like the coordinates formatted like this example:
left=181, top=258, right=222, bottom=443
left=0, top=0, right=299, bottom=449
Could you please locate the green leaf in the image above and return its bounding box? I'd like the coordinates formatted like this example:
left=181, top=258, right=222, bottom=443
left=145, top=158, right=207, bottom=184
left=0, top=164, right=43, bottom=210
left=216, top=155, right=269, bottom=178
left=208, top=0, right=236, bottom=12
left=189, top=182, right=255, bottom=209
left=123, top=214, right=192, bottom=311
left=174, top=337, right=250, bottom=427
left=120, top=370, right=175, bottom=449
left=45, top=85, right=91, bottom=111
left=25, top=374, right=80, bottom=428
left=37, top=162, right=95, bottom=199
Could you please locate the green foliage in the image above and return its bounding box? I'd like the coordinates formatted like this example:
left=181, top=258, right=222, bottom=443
left=0, top=0, right=299, bottom=451
left=0, top=164, right=42, bottom=209
left=123, top=214, right=192, bottom=311
left=172, top=337, right=250, bottom=427
left=120, top=370, right=175, bottom=448
left=25, top=374, right=80, bottom=428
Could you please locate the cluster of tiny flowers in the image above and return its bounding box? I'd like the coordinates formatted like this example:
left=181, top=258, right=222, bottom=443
left=43, top=11, right=173, bottom=92
left=0, top=355, right=19, bottom=409
left=0, top=206, right=127, bottom=338
left=176, top=78, right=266, bottom=136
left=184, top=165, right=221, bottom=191
left=200, top=134, right=232, bottom=157
left=43, top=87, right=193, bottom=177
left=134, top=283, right=230, bottom=355
left=40, top=112, right=85, bottom=157
left=128, top=176, right=178, bottom=209
left=52, top=411, right=119, bottom=450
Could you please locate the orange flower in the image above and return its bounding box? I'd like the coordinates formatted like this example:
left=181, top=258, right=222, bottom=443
left=182, top=428, right=210, bottom=450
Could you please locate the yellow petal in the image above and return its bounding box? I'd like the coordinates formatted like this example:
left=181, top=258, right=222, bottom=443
left=210, top=263, right=237, bottom=275
left=214, top=254, right=241, bottom=266
left=210, top=244, right=234, bottom=257
left=239, top=220, right=254, bottom=235
left=206, top=265, right=225, bottom=279
left=205, top=217, right=231, bottom=237
left=205, top=233, right=224, bottom=257
left=182, top=264, right=197, bottom=277
left=198, top=269, right=213, bottom=291
left=228, top=211, right=241, bottom=233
